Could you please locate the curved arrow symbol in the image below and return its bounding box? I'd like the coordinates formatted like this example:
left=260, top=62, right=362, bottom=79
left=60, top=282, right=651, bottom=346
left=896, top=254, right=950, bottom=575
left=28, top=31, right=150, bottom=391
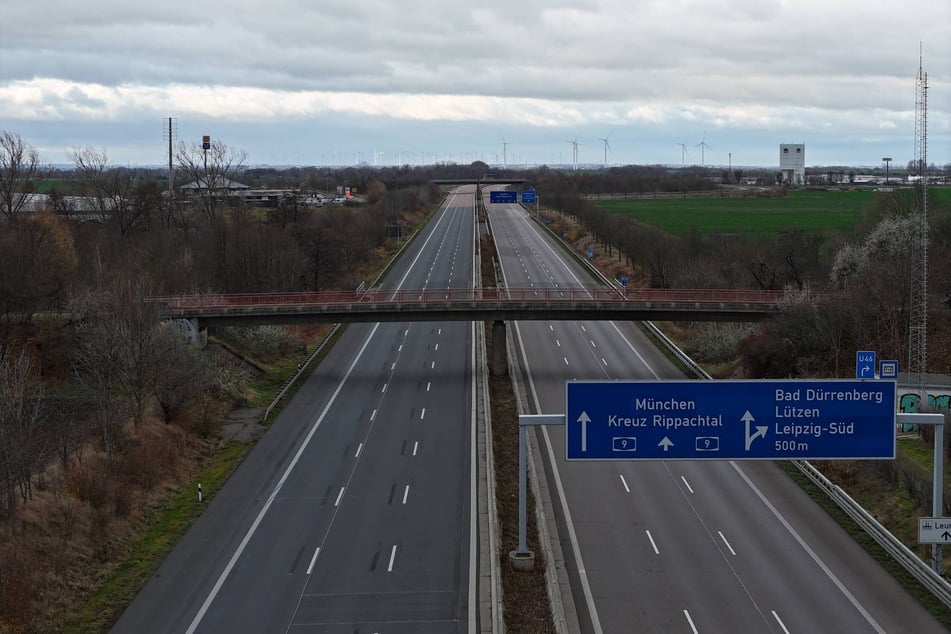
left=743, top=410, right=768, bottom=451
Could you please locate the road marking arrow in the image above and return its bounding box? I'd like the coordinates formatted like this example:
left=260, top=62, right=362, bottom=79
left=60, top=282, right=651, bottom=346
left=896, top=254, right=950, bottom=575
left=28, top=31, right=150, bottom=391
left=742, top=411, right=768, bottom=451
left=578, top=411, right=591, bottom=452
left=658, top=437, right=674, bottom=452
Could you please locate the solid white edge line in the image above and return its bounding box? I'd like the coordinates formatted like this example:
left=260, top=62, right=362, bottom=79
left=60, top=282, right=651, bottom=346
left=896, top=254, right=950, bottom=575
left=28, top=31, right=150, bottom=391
left=772, top=610, right=791, bottom=634
left=305, top=546, right=320, bottom=575
left=185, top=322, right=383, bottom=634
left=468, top=318, right=478, bottom=634
left=645, top=529, right=660, bottom=555
left=387, top=544, right=397, bottom=572
left=684, top=609, right=699, bottom=634
left=718, top=530, right=737, bottom=556
left=729, top=461, right=886, bottom=633
left=619, top=474, right=631, bottom=493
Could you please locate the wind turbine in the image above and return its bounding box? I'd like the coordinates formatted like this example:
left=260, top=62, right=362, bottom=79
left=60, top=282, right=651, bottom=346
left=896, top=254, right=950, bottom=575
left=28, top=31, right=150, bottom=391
left=599, top=131, right=612, bottom=167
left=567, top=134, right=581, bottom=169
left=695, top=132, right=712, bottom=166
left=676, top=141, right=689, bottom=167
left=501, top=137, right=510, bottom=169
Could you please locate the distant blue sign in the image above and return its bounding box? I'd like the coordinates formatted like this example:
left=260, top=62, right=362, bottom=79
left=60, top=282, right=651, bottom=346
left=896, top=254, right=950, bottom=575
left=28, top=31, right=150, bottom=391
left=587, top=245, right=594, bottom=259
left=489, top=190, right=517, bottom=204
left=880, top=360, right=898, bottom=380
left=565, top=380, right=896, bottom=461
left=620, top=275, right=628, bottom=287
left=521, top=188, right=536, bottom=204
left=856, top=350, right=876, bottom=379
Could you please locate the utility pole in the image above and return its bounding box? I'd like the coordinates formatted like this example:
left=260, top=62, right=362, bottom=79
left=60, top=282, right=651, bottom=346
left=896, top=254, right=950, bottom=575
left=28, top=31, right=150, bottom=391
left=882, top=157, right=892, bottom=184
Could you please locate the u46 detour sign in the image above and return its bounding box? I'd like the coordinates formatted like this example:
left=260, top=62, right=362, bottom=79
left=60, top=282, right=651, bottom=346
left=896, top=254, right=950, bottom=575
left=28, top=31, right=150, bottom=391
left=565, top=380, right=896, bottom=461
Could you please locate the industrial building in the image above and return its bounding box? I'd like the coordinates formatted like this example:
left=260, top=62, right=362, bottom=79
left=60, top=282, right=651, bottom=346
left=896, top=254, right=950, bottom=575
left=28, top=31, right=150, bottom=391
left=780, top=143, right=805, bottom=185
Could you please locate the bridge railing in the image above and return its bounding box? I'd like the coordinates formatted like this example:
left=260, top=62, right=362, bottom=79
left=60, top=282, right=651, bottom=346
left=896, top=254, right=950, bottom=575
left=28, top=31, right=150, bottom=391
left=149, top=287, right=794, bottom=310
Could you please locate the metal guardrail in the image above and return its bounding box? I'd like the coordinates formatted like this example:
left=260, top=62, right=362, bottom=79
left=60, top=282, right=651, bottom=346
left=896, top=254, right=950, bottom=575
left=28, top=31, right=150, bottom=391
left=793, top=459, right=951, bottom=608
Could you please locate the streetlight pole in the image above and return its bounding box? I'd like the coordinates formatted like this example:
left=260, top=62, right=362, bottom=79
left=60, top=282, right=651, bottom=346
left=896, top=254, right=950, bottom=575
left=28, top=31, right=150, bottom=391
left=882, top=157, right=892, bottom=184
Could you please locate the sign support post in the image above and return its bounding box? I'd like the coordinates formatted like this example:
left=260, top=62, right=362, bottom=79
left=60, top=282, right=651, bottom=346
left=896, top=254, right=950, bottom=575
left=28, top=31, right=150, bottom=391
left=903, top=412, right=947, bottom=573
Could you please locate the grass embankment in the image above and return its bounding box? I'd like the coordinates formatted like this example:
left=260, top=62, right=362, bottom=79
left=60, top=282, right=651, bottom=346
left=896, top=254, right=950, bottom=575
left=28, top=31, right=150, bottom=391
left=67, top=440, right=251, bottom=631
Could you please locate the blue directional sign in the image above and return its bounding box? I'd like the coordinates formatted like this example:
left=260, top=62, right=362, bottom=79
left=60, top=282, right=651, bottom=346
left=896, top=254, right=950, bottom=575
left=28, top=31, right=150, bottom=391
left=619, top=275, right=628, bottom=287
left=587, top=245, right=594, bottom=259
left=521, top=188, right=536, bottom=204
left=856, top=350, right=876, bottom=378
left=489, top=190, right=517, bottom=204
left=879, top=360, right=898, bottom=380
left=565, top=380, right=896, bottom=461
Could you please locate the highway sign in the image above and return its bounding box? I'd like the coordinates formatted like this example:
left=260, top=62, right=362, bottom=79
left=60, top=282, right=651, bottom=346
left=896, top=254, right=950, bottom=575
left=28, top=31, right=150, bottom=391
left=856, top=350, right=876, bottom=378
left=879, top=360, right=898, bottom=379
left=521, top=188, right=536, bottom=204
left=919, top=517, right=951, bottom=544
left=565, top=380, right=896, bottom=461
left=587, top=245, right=594, bottom=259
left=489, top=190, right=517, bottom=204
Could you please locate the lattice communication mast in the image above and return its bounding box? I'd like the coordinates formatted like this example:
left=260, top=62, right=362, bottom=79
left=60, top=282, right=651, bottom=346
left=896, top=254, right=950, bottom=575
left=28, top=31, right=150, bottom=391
left=909, top=52, right=928, bottom=393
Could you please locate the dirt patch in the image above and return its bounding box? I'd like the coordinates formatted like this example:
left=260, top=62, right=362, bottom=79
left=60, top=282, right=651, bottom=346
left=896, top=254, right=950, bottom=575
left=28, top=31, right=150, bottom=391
left=219, top=407, right=265, bottom=443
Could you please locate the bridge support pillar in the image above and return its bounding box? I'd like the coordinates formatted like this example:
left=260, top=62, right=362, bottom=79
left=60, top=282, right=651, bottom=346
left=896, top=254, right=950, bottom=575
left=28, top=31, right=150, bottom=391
left=491, top=320, right=507, bottom=376
left=175, top=318, right=207, bottom=348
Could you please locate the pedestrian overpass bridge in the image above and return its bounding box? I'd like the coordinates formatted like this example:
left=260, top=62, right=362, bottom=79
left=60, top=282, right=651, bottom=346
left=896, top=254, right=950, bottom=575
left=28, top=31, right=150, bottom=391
left=149, top=287, right=804, bottom=374
left=149, top=287, right=793, bottom=327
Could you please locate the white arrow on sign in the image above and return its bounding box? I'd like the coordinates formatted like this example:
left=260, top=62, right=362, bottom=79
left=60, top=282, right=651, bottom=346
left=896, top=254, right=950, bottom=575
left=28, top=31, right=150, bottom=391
left=658, top=437, right=674, bottom=452
left=743, top=410, right=768, bottom=451
left=578, top=411, right=591, bottom=452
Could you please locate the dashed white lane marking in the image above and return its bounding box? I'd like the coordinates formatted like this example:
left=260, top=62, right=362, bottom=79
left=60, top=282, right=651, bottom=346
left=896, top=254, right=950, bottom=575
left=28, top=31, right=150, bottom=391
left=370, top=409, right=377, bottom=421
left=334, top=487, right=345, bottom=507
left=619, top=474, right=630, bottom=493
left=306, top=546, right=320, bottom=575
left=387, top=545, right=398, bottom=572
left=413, top=441, right=419, bottom=456
left=420, top=407, right=426, bottom=420
left=645, top=530, right=660, bottom=554
left=402, top=485, right=410, bottom=505
left=355, top=443, right=363, bottom=458
left=719, top=531, right=737, bottom=556
left=681, top=475, right=694, bottom=494
left=684, top=610, right=699, bottom=634
left=772, top=611, right=791, bottom=634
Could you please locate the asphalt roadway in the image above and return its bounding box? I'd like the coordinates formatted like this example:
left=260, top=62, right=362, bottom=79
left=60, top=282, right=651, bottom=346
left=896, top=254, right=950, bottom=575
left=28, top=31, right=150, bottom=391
left=486, top=201, right=945, bottom=633
left=114, top=188, right=480, bottom=633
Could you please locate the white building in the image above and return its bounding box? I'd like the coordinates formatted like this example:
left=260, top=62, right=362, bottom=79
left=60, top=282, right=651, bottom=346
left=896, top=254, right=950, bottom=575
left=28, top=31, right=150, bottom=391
left=779, top=143, right=805, bottom=185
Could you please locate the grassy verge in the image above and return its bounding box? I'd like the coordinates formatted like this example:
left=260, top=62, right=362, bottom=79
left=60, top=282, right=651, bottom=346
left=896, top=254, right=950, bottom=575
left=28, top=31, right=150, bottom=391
left=66, top=440, right=253, bottom=632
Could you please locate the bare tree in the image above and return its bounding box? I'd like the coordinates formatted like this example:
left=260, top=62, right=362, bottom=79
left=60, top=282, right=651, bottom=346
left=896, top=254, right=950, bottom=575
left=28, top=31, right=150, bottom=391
left=0, top=349, right=48, bottom=519
left=175, top=140, right=247, bottom=222
left=71, top=146, right=143, bottom=236
left=0, top=131, right=42, bottom=224
left=71, top=282, right=167, bottom=456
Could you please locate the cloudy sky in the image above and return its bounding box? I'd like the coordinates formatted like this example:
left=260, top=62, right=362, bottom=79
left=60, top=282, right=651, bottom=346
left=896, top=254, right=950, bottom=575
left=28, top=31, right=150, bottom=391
left=1, top=0, right=948, bottom=169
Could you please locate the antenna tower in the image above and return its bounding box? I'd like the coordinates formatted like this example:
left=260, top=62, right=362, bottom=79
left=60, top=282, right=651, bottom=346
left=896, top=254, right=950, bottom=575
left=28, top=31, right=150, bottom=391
left=909, top=50, right=928, bottom=394
left=163, top=117, right=178, bottom=203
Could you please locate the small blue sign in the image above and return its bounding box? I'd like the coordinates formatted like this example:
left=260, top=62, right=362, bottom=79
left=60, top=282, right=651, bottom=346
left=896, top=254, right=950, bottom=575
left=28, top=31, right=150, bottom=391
left=521, top=189, right=536, bottom=204
left=489, top=190, right=518, bottom=204
left=566, top=380, right=896, bottom=461
left=879, top=360, right=898, bottom=379
left=587, top=245, right=594, bottom=259
left=856, top=350, right=876, bottom=379
left=619, top=275, right=628, bottom=287
left=562, top=230, right=568, bottom=239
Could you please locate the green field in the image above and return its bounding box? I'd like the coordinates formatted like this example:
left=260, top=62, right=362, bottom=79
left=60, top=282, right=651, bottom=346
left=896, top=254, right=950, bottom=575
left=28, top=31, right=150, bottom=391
left=595, top=189, right=879, bottom=237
